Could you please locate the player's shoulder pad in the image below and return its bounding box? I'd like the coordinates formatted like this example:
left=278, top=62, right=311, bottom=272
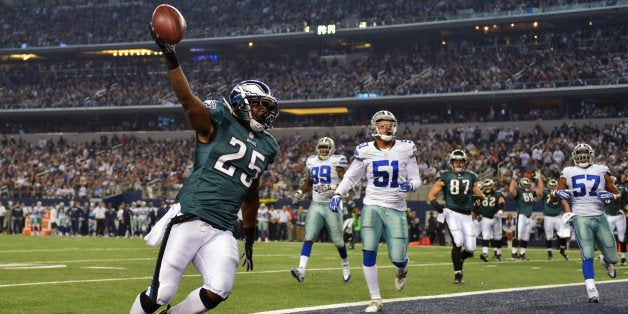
left=353, top=142, right=371, bottom=159
left=331, top=154, right=348, bottom=167
left=467, top=170, right=479, bottom=180
left=435, top=170, right=450, bottom=180
left=397, top=139, right=418, bottom=157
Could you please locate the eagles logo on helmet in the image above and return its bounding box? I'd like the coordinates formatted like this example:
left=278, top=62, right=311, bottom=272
left=519, top=177, right=531, bottom=189
left=572, top=143, right=594, bottom=168
left=449, top=150, right=467, bottom=173
left=228, top=80, right=279, bottom=132
left=370, top=110, right=397, bottom=142
left=482, top=178, right=495, bottom=194
left=316, top=137, right=335, bottom=160
left=548, top=179, right=558, bottom=188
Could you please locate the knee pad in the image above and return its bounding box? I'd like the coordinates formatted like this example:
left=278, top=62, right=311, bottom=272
left=200, top=288, right=224, bottom=310
left=139, top=291, right=161, bottom=313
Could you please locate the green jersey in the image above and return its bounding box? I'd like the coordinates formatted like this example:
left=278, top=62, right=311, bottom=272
left=477, top=191, right=503, bottom=217
left=436, top=170, right=479, bottom=213
left=604, top=186, right=627, bottom=215
left=176, top=100, right=278, bottom=230
left=542, top=188, right=562, bottom=217
left=514, top=187, right=537, bottom=217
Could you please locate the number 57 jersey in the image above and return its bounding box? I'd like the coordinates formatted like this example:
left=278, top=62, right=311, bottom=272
left=560, top=164, right=610, bottom=216
left=342, top=139, right=420, bottom=211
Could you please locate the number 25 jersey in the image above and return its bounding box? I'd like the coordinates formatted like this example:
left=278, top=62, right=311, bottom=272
left=176, top=100, right=278, bottom=230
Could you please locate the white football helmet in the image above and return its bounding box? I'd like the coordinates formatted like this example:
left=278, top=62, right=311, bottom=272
left=548, top=179, right=558, bottom=189
left=228, top=80, right=279, bottom=132
left=519, top=178, right=531, bottom=189
left=449, top=149, right=467, bottom=173
left=370, top=110, right=397, bottom=142
left=316, top=137, right=335, bottom=160
left=572, top=143, right=594, bottom=168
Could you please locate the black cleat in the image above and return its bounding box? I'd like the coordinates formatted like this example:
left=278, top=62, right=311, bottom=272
left=519, top=253, right=528, bottom=261
left=547, top=251, right=553, bottom=261
left=496, top=254, right=502, bottom=262
left=560, top=249, right=569, bottom=260
left=480, top=253, right=489, bottom=262
left=454, top=272, right=464, bottom=284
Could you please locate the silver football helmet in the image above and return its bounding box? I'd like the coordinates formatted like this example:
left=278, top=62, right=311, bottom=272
left=370, top=110, right=397, bottom=142
left=519, top=177, right=531, bottom=189
left=316, top=137, right=335, bottom=160
left=482, top=178, right=495, bottom=194
left=449, top=149, right=468, bottom=173
left=572, top=143, right=594, bottom=168
left=548, top=179, right=558, bottom=189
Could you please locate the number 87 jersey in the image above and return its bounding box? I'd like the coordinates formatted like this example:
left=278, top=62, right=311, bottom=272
left=338, top=139, right=421, bottom=211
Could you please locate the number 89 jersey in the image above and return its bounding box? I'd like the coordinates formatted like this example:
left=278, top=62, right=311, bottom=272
left=354, top=139, right=419, bottom=211
left=306, top=154, right=348, bottom=202
left=560, top=164, right=610, bottom=216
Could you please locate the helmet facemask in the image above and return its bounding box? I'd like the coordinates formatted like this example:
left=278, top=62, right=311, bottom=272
left=316, top=137, right=336, bottom=160
left=548, top=179, right=558, bottom=190
left=449, top=150, right=467, bottom=173
left=228, top=80, right=278, bottom=132
left=370, top=110, right=397, bottom=142
left=482, top=179, right=494, bottom=194
left=572, top=143, right=594, bottom=168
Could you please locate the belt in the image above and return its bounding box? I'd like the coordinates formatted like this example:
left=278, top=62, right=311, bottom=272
left=449, top=207, right=471, bottom=215
left=181, top=213, right=227, bottom=231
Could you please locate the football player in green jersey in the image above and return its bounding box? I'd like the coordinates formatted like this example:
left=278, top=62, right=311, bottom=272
left=476, top=179, right=506, bottom=262
left=508, top=175, right=544, bottom=260
left=542, top=179, right=570, bottom=260
left=603, top=176, right=627, bottom=265
left=131, top=26, right=279, bottom=314
left=427, top=149, right=485, bottom=284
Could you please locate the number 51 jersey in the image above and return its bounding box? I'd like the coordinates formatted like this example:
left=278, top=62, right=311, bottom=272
left=352, top=139, right=419, bottom=211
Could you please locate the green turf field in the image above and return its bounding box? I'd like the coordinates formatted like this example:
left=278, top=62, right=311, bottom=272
left=0, top=236, right=621, bottom=313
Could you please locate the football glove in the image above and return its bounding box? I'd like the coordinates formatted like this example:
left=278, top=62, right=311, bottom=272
left=149, top=23, right=175, bottom=55
left=292, top=190, right=303, bottom=205
left=329, top=193, right=342, bottom=213
left=239, top=227, right=255, bottom=271
left=149, top=23, right=178, bottom=70
left=473, top=195, right=485, bottom=207
left=313, top=185, right=331, bottom=193
left=596, top=191, right=615, bottom=201
left=430, top=200, right=444, bottom=214
left=494, top=210, right=503, bottom=220
left=561, top=212, right=575, bottom=225
left=398, top=181, right=414, bottom=193
left=555, top=189, right=573, bottom=200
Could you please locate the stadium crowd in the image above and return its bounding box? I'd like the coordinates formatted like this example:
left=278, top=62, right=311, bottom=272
left=1, top=24, right=625, bottom=110
left=0, top=0, right=617, bottom=48
left=1, top=119, right=626, bottom=203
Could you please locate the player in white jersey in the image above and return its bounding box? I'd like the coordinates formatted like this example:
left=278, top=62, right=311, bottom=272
left=554, top=143, right=621, bottom=303
left=329, top=111, right=421, bottom=313
left=290, top=137, right=351, bottom=283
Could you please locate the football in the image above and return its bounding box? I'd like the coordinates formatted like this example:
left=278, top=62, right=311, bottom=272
left=151, top=4, right=186, bottom=44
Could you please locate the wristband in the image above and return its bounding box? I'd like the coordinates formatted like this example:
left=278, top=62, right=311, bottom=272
left=165, top=53, right=180, bottom=71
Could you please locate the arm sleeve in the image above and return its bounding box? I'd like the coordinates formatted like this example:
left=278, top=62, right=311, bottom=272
left=335, top=158, right=365, bottom=195
left=406, top=157, right=421, bottom=191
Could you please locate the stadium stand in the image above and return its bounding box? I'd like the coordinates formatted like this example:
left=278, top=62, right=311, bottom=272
left=0, top=1, right=626, bottom=214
